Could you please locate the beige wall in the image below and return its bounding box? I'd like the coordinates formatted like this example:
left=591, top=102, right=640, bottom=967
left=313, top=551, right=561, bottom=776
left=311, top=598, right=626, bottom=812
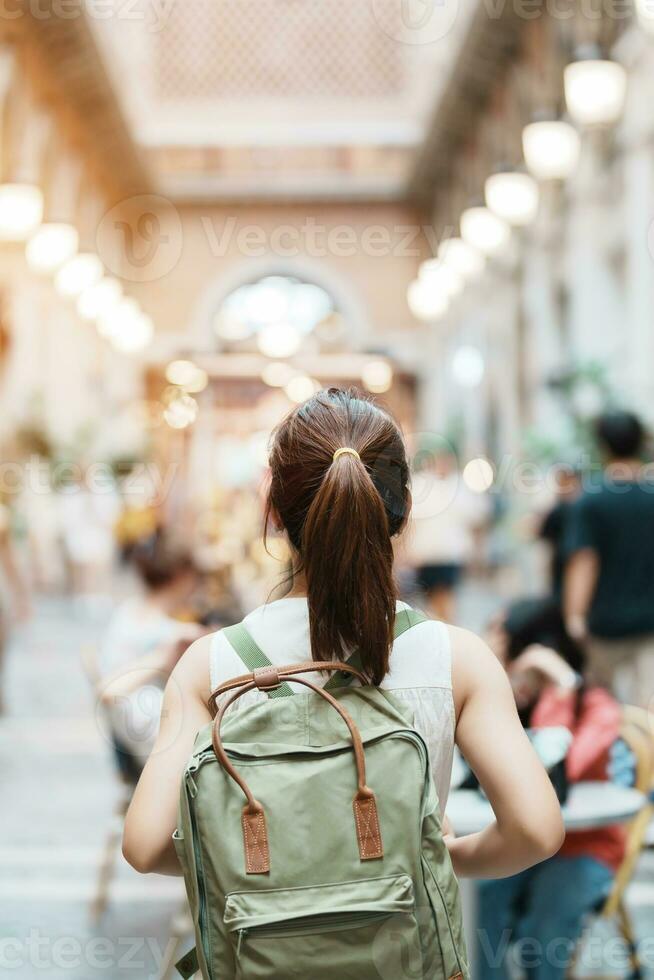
left=129, top=201, right=431, bottom=347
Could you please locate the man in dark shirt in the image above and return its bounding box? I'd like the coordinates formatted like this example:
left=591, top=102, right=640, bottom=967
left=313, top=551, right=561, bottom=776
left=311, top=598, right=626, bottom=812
left=539, top=466, right=581, bottom=599
left=564, top=411, right=654, bottom=706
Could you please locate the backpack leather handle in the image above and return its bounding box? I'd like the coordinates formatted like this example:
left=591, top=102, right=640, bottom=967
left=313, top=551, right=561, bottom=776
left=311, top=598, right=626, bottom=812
left=208, top=660, right=368, bottom=716
left=211, top=674, right=383, bottom=874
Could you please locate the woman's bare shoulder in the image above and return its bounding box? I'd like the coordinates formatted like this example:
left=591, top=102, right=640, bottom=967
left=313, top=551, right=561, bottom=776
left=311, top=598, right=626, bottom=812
left=170, top=632, right=215, bottom=703
left=443, top=623, right=508, bottom=717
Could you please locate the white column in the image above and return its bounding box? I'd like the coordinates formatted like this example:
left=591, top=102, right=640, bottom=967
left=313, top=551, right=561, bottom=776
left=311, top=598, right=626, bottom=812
left=619, top=31, right=654, bottom=421
left=417, top=325, right=448, bottom=439
left=489, top=276, right=523, bottom=460
left=520, top=192, right=566, bottom=433
left=564, top=139, right=624, bottom=372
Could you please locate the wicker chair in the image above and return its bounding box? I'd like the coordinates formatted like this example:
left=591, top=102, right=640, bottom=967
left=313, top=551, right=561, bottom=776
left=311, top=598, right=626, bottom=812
left=571, top=706, right=654, bottom=979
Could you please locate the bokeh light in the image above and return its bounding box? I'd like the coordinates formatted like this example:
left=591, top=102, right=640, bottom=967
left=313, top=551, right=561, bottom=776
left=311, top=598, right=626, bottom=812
left=463, top=457, right=495, bottom=493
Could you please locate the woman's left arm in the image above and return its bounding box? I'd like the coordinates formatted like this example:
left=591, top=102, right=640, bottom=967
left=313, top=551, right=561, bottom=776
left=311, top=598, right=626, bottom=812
left=122, top=635, right=213, bottom=875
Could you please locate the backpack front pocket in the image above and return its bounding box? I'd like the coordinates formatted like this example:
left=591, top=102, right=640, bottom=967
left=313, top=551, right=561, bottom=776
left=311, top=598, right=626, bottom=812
left=224, top=873, right=423, bottom=980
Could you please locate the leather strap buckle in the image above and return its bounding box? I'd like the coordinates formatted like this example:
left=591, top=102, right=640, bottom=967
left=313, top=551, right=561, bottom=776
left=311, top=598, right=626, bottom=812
left=253, top=666, right=281, bottom=691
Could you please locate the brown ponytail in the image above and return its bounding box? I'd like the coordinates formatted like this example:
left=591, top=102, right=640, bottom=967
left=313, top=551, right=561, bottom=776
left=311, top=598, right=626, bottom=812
left=266, top=388, right=410, bottom=684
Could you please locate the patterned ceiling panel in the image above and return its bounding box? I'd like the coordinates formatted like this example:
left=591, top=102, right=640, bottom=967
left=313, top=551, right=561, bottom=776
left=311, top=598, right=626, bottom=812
left=152, top=0, right=405, bottom=102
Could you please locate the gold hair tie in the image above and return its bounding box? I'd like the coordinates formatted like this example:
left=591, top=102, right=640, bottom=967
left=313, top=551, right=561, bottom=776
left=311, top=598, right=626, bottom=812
left=333, top=447, right=360, bottom=462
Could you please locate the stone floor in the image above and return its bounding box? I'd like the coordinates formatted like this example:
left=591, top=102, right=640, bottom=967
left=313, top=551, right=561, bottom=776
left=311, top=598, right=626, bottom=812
left=1, top=584, right=653, bottom=979
left=1, top=595, right=187, bottom=980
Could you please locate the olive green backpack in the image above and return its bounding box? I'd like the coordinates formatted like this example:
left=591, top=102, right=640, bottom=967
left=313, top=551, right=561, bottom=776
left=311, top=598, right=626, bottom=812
left=174, top=608, right=469, bottom=980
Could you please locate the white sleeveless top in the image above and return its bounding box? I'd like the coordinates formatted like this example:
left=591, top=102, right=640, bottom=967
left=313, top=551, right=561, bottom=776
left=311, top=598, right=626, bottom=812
left=209, top=598, right=455, bottom=813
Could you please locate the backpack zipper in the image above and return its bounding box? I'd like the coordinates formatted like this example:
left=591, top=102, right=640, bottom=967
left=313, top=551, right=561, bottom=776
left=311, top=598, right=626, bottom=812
left=424, top=859, right=465, bottom=977
left=185, top=770, right=212, bottom=977
left=235, top=910, right=397, bottom=955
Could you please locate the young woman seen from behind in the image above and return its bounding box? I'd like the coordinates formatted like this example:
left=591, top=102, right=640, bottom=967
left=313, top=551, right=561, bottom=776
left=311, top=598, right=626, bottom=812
left=123, top=388, right=563, bottom=880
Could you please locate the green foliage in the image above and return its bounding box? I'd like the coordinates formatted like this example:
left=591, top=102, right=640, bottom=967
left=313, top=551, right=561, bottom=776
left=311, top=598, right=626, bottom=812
left=523, top=360, right=616, bottom=467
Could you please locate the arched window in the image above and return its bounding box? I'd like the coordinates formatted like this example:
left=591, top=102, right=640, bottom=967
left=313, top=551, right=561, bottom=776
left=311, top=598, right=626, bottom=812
left=213, top=274, right=345, bottom=355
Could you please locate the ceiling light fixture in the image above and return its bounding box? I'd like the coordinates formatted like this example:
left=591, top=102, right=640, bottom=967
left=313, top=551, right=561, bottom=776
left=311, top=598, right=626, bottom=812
left=484, top=171, right=539, bottom=226
left=460, top=206, right=511, bottom=256
left=522, top=119, right=581, bottom=180
left=564, top=47, right=627, bottom=126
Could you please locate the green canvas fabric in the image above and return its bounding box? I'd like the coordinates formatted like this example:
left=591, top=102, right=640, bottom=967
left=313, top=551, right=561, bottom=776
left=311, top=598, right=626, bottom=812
left=221, top=623, right=295, bottom=698
left=175, top=612, right=468, bottom=979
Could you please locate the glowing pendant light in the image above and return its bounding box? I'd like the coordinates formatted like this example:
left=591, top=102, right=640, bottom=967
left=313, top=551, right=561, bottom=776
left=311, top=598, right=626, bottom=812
left=55, top=252, right=103, bottom=297
left=522, top=119, right=580, bottom=180
left=26, top=222, right=78, bottom=273
left=407, top=279, right=449, bottom=322
left=77, top=277, right=122, bottom=321
left=437, top=237, right=485, bottom=279
left=419, top=259, right=464, bottom=299
left=564, top=48, right=627, bottom=126
left=460, top=206, right=511, bottom=256
left=484, top=171, right=539, bottom=226
left=0, top=183, right=43, bottom=241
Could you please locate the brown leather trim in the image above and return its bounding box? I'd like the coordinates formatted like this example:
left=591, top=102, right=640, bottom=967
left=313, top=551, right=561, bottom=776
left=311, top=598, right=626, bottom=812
left=353, top=790, right=384, bottom=860
left=212, top=681, right=261, bottom=810
left=210, top=671, right=383, bottom=873
left=242, top=803, right=270, bottom=874
left=253, top=666, right=281, bottom=691
left=448, top=973, right=464, bottom=980
left=208, top=660, right=368, bottom=715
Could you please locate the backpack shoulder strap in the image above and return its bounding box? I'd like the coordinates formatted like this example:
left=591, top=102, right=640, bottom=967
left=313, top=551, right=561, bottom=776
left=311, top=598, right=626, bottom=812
left=323, top=607, right=429, bottom=692
left=393, top=606, right=430, bottom=640
left=221, top=623, right=294, bottom=699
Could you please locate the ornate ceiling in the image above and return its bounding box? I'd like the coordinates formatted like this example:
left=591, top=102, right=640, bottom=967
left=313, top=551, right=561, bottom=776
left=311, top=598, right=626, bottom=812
left=89, top=0, right=478, bottom=202
left=13, top=0, right=502, bottom=205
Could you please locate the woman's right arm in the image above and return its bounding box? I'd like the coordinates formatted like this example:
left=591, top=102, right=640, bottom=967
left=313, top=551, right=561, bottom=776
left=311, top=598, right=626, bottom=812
left=447, top=626, right=565, bottom=879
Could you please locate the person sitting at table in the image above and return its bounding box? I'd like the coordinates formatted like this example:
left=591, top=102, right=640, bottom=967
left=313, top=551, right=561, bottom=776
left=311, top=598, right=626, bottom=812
left=99, top=534, right=203, bottom=780
left=479, top=597, right=626, bottom=980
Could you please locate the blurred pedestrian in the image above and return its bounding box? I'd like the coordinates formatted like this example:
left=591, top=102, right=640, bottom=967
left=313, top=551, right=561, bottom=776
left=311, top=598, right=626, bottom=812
left=480, top=598, right=625, bottom=980
left=408, top=447, right=489, bottom=622
left=59, top=479, right=121, bottom=605
left=539, top=465, right=581, bottom=599
left=99, top=534, right=203, bottom=778
left=564, top=411, right=654, bottom=706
